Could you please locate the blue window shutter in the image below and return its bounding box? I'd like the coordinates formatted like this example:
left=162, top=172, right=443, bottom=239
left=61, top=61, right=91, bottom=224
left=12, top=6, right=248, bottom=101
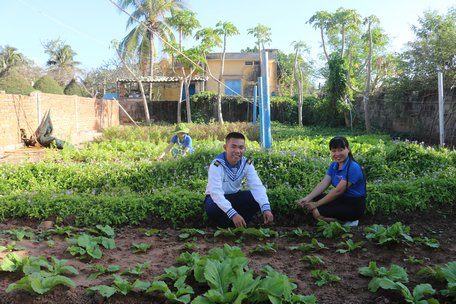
left=182, top=84, right=196, bottom=99
left=224, top=80, right=241, bottom=96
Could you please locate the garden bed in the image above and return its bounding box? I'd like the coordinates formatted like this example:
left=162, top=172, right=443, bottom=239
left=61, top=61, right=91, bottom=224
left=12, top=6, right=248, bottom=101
left=0, top=202, right=454, bottom=304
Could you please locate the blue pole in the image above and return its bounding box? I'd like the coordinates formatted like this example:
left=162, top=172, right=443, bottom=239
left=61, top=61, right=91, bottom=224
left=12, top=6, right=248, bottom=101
left=261, top=50, right=272, bottom=150
left=253, top=84, right=257, bottom=126
left=258, top=76, right=265, bottom=148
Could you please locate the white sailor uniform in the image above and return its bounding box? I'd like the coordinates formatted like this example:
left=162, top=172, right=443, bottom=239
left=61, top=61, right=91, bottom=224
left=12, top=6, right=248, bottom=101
left=204, top=152, right=271, bottom=227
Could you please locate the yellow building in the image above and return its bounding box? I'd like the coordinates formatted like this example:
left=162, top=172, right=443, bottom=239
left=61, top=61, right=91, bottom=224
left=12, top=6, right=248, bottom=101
left=117, top=50, right=278, bottom=101
left=205, top=50, right=278, bottom=97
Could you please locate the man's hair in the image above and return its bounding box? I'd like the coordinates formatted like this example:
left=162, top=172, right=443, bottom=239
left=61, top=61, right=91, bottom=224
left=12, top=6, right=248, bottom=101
left=225, top=132, right=245, bottom=142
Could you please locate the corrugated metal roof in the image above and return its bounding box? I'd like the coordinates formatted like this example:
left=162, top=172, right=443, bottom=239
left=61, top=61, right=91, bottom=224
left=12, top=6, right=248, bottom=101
left=117, top=75, right=208, bottom=83
left=206, top=50, right=277, bottom=60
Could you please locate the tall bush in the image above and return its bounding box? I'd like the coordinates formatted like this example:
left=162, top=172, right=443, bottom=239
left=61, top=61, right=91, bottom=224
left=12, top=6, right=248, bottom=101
left=0, top=68, right=34, bottom=95
left=64, top=79, right=91, bottom=97
left=33, top=75, right=64, bottom=94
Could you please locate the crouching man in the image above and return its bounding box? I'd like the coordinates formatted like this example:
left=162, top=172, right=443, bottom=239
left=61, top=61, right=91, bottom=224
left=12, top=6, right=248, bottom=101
left=204, top=132, right=274, bottom=228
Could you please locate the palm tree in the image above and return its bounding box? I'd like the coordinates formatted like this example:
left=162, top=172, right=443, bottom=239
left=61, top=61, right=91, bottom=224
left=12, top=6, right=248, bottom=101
left=214, top=21, right=239, bottom=123
left=0, top=46, right=24, bottom=75
left=116, top=0, right=186, bottom=100
left=43, top=39, right=80, bottom=86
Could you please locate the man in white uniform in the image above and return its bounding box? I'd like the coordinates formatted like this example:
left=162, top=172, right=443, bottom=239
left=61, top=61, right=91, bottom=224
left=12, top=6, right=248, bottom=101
left=204, top=132, right=274, bottom=228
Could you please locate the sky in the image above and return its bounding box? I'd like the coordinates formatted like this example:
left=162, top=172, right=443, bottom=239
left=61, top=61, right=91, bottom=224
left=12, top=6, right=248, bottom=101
left=1, top=0, right=454, bottom=72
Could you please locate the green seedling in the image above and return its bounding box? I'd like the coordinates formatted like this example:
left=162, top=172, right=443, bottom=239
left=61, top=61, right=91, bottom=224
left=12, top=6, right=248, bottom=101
left=251, top=242, right=278, bottom=254
left=301, top=255, right=325, bottom=267
left=336, top=239, right=365, bottom=253
left=311, top=270, right=341, bottom=287
left=131, top=243, right=152, bottom=253
left=88, top=264, right=120, bottom=280
left=0, top=242, right=26, bottom=252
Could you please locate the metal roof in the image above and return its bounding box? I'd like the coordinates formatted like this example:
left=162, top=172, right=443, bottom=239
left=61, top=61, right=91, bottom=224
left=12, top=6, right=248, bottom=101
left=117, top=75, right=208, bottom=83
left=206, top=50, right=277, bottom=60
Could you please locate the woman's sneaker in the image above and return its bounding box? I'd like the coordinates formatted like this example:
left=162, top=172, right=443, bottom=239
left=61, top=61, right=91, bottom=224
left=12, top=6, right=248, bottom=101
left=344, top=220, right=359, bottom=227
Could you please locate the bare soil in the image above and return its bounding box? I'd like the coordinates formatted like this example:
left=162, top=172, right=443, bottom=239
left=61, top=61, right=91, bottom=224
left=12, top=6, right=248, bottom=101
left=0, top=202, right=455, bottom=304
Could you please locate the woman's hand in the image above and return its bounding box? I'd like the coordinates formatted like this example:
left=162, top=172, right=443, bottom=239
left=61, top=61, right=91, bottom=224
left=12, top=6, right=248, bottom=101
left=296, top=197, right=311, bottom=208
left=303, top=201, right=319, bottom=211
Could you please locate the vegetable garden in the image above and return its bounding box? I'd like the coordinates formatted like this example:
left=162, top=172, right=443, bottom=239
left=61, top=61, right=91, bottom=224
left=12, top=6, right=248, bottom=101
left=0, top=122, right=455, bottom=303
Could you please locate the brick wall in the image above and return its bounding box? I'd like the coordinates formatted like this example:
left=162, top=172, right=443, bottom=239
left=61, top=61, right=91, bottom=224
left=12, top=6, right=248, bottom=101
left=0, top=91, right=119, bottom=150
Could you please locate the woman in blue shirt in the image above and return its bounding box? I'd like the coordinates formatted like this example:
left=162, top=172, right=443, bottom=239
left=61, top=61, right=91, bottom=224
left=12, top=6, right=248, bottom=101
left=157, top=123, right=193, bottom=160
left=297, top=136, right=366, bottom=226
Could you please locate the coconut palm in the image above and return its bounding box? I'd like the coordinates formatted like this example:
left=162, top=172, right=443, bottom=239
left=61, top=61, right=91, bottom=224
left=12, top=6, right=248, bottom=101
left=43, top=39, right=80, bottom=86
left=0, top=46, right=24, bottom=75
left=215, top=21, right=239, bottom=123
left=116, top=0, right=186, bottom=99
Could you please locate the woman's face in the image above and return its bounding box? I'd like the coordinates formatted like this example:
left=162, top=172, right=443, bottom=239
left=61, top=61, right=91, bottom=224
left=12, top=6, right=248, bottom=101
left=330, top=146, right=349, bottom=163
left=177, top=132, right=185, bottom=140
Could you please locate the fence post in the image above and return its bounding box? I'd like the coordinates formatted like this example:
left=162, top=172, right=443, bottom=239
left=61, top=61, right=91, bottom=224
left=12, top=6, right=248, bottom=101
left=253, top=84, right=257, bottom=126
left=437, top=69, right=445, bottom=146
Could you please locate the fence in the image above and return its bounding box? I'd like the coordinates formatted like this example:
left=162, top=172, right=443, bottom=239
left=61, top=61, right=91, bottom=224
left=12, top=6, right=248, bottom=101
left=367, top=93, right=456, bottom=146
left=0, top=91, right=119, bottom=150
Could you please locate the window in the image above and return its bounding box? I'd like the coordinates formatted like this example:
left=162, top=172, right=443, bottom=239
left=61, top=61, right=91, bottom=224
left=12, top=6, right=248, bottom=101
left=245, top=61, right=253, bottom=65
left=224, top=79, right=241, bottom=96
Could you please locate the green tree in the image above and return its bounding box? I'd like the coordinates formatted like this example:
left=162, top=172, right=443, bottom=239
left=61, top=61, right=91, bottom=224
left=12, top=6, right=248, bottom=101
left=309, top=8, right=389, bottom=130
left=33, top=75, right=64, bottom=95
left=214, top=21, right=240, bottom=123
left=43, top=39, right=80, bottom=86
left=392, top=8, right=456, bottom=96
left=325, top=52, right=348, bottom=125
left=307, top=11, right=333, bottom=61
left=64, top=79, right=91, bottom=97
left=116, top=0, right=186, bottom=100
left=247, top=24, right=272, bottom=63
left=166, top=9, right=201, bottom=123
left=0, top=68, right=34, bottom=95
left=0, top=46, right=24, bottom=76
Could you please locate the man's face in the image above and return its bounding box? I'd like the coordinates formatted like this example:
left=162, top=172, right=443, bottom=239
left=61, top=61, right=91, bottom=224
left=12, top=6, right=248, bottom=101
left=224, top=138, right=245, bottom=165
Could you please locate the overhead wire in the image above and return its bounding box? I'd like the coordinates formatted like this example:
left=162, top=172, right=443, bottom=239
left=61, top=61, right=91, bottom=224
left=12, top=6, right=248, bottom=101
left=107, top=0, right=254, bottom=101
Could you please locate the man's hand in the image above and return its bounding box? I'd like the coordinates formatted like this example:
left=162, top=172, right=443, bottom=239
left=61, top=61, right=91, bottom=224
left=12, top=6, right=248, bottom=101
left=231, top=214, right=247, bottom=228
left=263, top=211, right=274, bottom=225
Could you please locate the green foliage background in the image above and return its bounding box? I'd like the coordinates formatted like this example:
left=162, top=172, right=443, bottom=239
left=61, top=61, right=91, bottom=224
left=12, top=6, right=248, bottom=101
left=0, top=122, right=454, bottom=227
left=33, top=75, right=64, bottom=95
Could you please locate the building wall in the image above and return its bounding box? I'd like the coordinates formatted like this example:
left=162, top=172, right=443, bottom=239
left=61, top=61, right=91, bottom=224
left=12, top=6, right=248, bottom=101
left=206, top=56, right=278, bottom=96
left=0, top=91, right=119, bottom=150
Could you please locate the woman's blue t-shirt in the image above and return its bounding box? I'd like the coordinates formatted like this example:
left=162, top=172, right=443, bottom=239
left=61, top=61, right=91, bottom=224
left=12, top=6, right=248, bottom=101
left=171, top=134, right=193, bottom=153
left=326, top=158, right=366, bottom=198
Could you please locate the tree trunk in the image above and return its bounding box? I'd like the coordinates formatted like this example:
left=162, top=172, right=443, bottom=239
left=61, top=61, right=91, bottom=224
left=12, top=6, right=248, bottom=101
left=298, top=67, right=304, bottom=126
left=320, top=23, right=329, bottom=62
left=148, top=33, right=155, bottom=101
left=363, top=21, right=373, bottom=132
left=185, top=77, right=192, bottom=123
left=115, top=45, right=150, bottom=122
left=177, top=78, right=183, bottom=123
left=216, top=36, right=227, bottom=123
